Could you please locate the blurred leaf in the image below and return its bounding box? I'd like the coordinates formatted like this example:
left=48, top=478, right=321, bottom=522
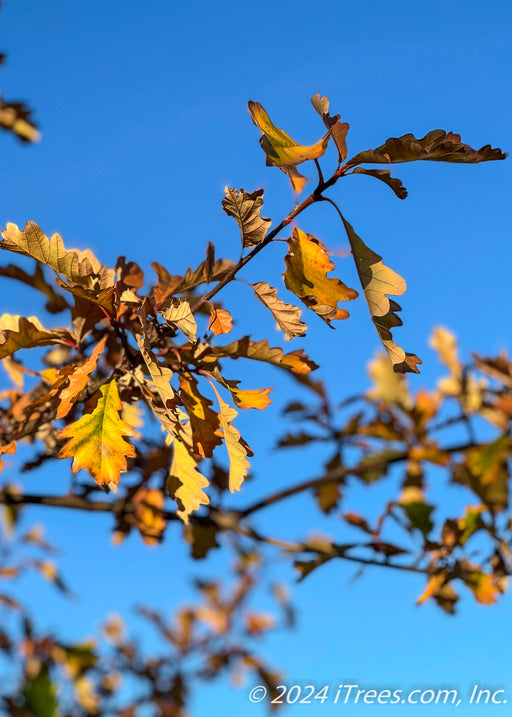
left=0, top=96, right=40, bottom=143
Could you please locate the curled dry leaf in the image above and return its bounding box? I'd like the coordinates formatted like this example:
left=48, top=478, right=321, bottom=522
left=208, top=308, right=232, bottom=336
left=248, top=101, right=329, bottom=193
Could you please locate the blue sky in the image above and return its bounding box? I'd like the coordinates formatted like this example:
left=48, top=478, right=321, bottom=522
left=1, top=0, right=511, bottom=714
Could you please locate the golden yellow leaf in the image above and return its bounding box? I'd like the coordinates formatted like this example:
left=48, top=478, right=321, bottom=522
left=169, top=422, right=210, bottom=524
left=367, top=352, right=412, bottom=409
left=57, top=381, right=137, bottom=491
left=231, top=387, right=272, bottom=410
left=340, top=214, right=421, bottom=374
left=179, top=373, right=222, bottom=458
left=132, top=488, right=166, bottom=545
left=208, top=308, right=232, bottom=335
left=208, top=381, right=252, bottom=493
left=56, top=336, right=107, bottom=419
left=0, top=97, right=40, bottom=142
left=248, top=101, right=329, bottom=192
left=0, top=441, right=16, bottom=472
left=465, top=571, right=501, bottom=605
left=283, top=227, right=358, bottom=324
left=417, top=573, right=447, bottom=605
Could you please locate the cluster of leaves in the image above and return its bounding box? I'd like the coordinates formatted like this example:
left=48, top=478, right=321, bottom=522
left=0, top=93, right=509, bottom=713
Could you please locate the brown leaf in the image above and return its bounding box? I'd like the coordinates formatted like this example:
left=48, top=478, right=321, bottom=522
left=222, top=188, right=271, bottom=248
left=351, top=168, right=408, bottom=199
left=179, top=373, right=222, bottom=458
left=346, top=129, right=506, bottom=168
left=251, top=281, right=307, bottom=339
left=0, top=314, right=74, bottom=359
left=204, top=242, right=215, bottom=284
left=0, top=96, right=40, bottom=142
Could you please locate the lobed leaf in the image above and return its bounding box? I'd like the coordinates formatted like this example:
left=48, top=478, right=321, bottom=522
left=345, top=129, right=507, bottom=168
left=222, top=188, right=271, bottom=248
left=169, top=422, right=210, bottom=523
left=283, top=227, right=358, bottom=325
left=57, top=381, right=137, bottom=491
left=251, top=281, right=307, bottom=340
left=340, top=215, right=421, bottom=374
left=0, top=314, right=74, bottom=359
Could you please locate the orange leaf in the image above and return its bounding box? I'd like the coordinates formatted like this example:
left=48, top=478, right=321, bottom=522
left=208, top=308, right=233, bottom=335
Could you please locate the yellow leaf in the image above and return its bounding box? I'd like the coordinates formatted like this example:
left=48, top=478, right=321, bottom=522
left=208, top=381, right=252, bottom=493
left=1, top=221, right=114, bottom=289
left=169, top=423, right=210, bottom=524
left=465, top=571, right=501, bottom=605
left=0, top=441, right=16, bottom=473
left=248, top=101, right=329, bottom=192
left=231, top=387, right=272, bottom=410
left=283, top=227, right=358, bottom=324
left=367, top=352, right=412, bottom=410
left=56, top=336, right=107, bottom=419
left=0, top=97, right=40, bottom=142
left=208, top=308, right=233, bottom=335
left=340, top=214, right=421, bottom=374
left=57, top=381, right=137, bottom=490
left=417, top=573, right=447, bottom=605
left=179, top=373, right=222, bottom=458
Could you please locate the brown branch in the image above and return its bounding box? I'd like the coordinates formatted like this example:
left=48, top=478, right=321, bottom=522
left=192, top=167, right=344, bottom=311
left=238, top=441, right=473, bottom=518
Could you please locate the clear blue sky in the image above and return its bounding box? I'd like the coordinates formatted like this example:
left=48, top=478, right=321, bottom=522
left=1, top=0, right=511, bottom=714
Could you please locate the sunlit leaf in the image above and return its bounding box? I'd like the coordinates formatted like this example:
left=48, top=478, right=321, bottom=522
left=57, top=381, right=137, bottom=491
left=340, top=214, right=421, bottom=373
left=248, top=100, right=329, bottom=192
left=0, top=314, right=74, bottom=359
left=283, top=227, right=358, bottom=325
left=231, top=387, right=272, bottom=410
left=160, top=298, right=197, bottom=343
left=55, top=336, right=106, bottom=419
left=0, top=96, right=40, bottom=143
left=179, top=372, right=222, bottom=458
left=208, top=308, right=232, bottom=335
left=169, top=423, right=210, bottom=523
left=1, top=221, right=114, bottom=289
left=251, top=281, right=307, bottom=339
left=0, top=441, right=16, bottom=473
left=310, top=92, right=349, bottom=162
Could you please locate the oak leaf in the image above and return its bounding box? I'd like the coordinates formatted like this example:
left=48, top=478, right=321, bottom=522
left=248, top=101, right=329, bottom=192
left=1, top=221, right=114, bottom=289
left=345, top=129, right=506, bottom=168
left=132, top=488, right=167, bottom=545
left=55, top=336, right=107, bottom=419
left=57, top=381, right=137, bottom=490
left=179, top=373, right=222, bottom=458
left=222, top=188, right=271, bottom=248
left=208, top=381, right=252, bottom=493
left=231, top=387, right=272, bottom=410
left=169, top=423, right=210, bottom=524
left=160, top=298, right=197, bottom=343
left=251, top=281, right=307, bottom=340
left=0, top=441, right=16, bottom=472
left=0, top=314, right=74, bottom=359
left=208, top=308, right=232, bottom=335
left=283, top=227, right=358, bottom=325
left=310, top=92, right=349, bottom=163
left=351, top=168, right=408, bottom=199
left=340, top=215, right=421, bottom=373
left=210, top=336, right=318, bottom=375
